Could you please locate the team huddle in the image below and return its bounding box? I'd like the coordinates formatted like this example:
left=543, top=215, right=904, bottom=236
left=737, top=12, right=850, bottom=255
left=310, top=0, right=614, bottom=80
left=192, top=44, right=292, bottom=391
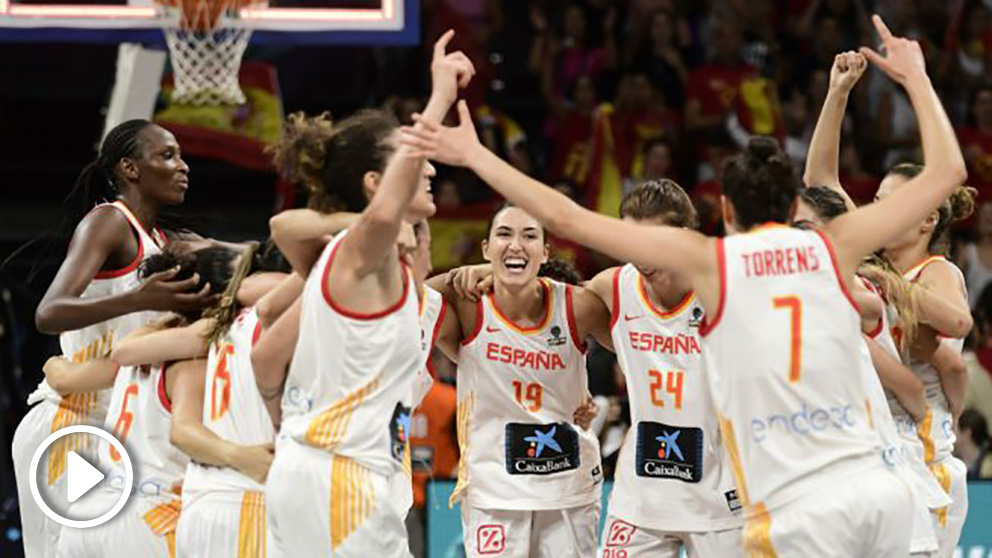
left=10, top=15, right=975, bottom=558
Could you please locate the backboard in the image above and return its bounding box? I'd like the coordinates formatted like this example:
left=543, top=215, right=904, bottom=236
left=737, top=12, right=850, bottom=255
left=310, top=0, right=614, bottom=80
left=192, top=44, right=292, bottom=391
left=0, top=0, right=417, bottom=44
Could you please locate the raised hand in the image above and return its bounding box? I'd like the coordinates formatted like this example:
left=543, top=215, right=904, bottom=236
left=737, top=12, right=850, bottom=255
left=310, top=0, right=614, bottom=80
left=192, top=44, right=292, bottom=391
left=401, top=100, right=481, bottom=168
left=829, top=51, right=868, bottom=94
left=431, top=30, right=476, bottom=107
left=859, top=14, right=926, bottom=85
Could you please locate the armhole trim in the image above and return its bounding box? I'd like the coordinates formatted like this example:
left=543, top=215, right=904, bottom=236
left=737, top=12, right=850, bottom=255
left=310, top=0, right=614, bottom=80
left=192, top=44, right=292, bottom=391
left=93, top=204, right=145, bottom=279
left=814, top=230, right=862, bottom=314
left=565, top=285, right=588, bottom=353
left=321, top=239, right=411, bottom=321
left=699, top=239, right=726, bottom=337
left=157, top=364, right=172, bottom=413
left=427, top=300, right=448, bottom=379
left=609, top=267, right=621, bottom=331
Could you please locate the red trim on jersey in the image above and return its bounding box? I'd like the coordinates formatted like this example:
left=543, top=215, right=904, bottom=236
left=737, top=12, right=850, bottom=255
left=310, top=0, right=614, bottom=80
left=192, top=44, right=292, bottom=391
left=321, top=238, right=411, bottom=320
left=157, top=364, right=172, bottom=413
left=699, top=239, right=726, bottom=337
left=251, top=320, right=263, bottom=347
left=91, top=203, right=145, bottom=279
left=489, top=280, right=552, bottom=334
left=814, top=230, right=862, bottom=314
left=638, top=274, right=696, bottom=320
left=461, top=298, right=485, bottom=346
left=609, top=267, right=621, bottom=331
left=427, top=300, right=448, bottom=379
left=565, top=285, right=588, bottom=353
left=858, top=276, right=884, bottom=339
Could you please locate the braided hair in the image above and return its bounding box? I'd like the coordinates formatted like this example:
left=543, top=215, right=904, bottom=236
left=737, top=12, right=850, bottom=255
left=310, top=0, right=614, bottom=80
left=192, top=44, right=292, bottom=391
left=4, top=120, right=156, bottom=281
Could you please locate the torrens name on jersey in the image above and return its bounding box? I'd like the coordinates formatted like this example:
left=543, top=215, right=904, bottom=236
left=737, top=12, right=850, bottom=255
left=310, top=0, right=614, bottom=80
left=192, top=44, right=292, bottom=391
left=627, top=332, right=701, bottom=355
left=486, top=342, right=566, bottom=371
left=742, top=245, right=821, bottom=278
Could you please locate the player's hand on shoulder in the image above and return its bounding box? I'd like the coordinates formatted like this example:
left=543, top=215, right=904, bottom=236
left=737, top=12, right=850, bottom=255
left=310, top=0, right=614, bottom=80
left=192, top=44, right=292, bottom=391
left=447, top=263, right=494, bottom=302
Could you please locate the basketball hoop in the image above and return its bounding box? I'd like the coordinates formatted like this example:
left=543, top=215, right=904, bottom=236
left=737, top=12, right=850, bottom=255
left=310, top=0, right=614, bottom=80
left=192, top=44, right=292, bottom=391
left=155, top=0, right=257, bottom=105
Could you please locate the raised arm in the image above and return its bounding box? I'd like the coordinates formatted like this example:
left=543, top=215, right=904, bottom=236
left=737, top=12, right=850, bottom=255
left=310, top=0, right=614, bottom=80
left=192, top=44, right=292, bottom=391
left=826, top=16, right=968, bottom=277
left=402, top=103, right=719, bottom=310
left=251, top=297, right=302, bottom=426
left=167, top=359, right=274, bottom=484
left=36, top=207, right=206, bottom=333
left=269, top=211, right=359, bottom=276
left=803, top=51, right=867, bottom=211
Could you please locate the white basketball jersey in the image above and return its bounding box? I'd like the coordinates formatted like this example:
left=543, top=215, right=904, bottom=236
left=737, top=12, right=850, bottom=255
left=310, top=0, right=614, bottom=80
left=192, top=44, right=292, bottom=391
left=28, top=200, right=166, bottom=487
left=280, top=230, right=420, bottom=478
left=903, top=256, right=966, bottom=465
left=99, top=363, right=189, bottom=498
left=701, top=225, right=882, bottom=516
left=608, top=264, right=741, bottom=531
left=414, top=287, right=447, bottom=408
left=184, top=308, right=277, bottom=496
left=452, top=279, right=602, bottom=511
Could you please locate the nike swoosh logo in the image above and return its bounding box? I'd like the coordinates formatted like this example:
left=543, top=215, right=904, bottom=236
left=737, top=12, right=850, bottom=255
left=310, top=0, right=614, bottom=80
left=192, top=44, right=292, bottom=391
left=486, top=326, right=500, bottom=333
left=624, top=314, right=644, bottom=321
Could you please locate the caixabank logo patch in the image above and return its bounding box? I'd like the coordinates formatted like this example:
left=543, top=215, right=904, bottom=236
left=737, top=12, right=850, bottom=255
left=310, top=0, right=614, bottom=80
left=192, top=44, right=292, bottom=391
left=505, top=423, right=580, bottom=475
left=635, top=421, right=703, bottom=482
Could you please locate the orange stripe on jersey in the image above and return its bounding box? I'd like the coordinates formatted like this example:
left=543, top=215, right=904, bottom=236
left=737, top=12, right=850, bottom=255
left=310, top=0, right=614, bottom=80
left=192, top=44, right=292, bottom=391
left=48, top=391, right=99, bottom=485
left=904, top=256, right=947, bottom=282
left=489, top=280, right=552, bottom=334
left=330, top=456, right=375, bottom=550
left=865, top=399, right=873, bottom=430
left=238, top=491, right=266, bottom=558
left=450, top=393, right=476, bottom=508
left=143, top=498, right=182, bottom=557
left=743, top=502, right=777, bottom=557
left=929, top=463, right=952, bottom=528
left=305, top=378, right=380, bottom=450
left=718, top=414, right=750, bottom=508
left=637, top=274, right=696, bottom=320
left=918, top=409, right=936, bottom=464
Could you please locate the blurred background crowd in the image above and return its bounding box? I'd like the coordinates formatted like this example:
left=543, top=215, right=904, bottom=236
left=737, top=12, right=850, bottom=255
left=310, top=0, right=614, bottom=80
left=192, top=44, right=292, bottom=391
left=3, top=0, right=992, bottom=554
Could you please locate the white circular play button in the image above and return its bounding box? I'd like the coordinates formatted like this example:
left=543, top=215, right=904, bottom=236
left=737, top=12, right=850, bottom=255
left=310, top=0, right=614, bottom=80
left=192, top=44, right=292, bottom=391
left=29, top=425, right=134, bottom=528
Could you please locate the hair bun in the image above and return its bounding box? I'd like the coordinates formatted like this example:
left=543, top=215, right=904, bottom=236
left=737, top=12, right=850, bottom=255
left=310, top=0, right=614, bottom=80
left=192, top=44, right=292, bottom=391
left=745, top=136, right=781, bottom=164
left=950, top=185, right=978, bottom=222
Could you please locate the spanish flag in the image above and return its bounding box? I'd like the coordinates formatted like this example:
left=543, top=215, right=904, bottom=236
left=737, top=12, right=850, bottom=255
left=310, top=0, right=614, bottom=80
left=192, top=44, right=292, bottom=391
left=154, top=61, right=283, bottom=172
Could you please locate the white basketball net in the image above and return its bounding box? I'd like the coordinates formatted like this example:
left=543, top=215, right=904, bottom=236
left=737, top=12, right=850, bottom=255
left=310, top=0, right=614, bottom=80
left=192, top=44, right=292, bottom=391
left=158, top=1, right=252, bottom=106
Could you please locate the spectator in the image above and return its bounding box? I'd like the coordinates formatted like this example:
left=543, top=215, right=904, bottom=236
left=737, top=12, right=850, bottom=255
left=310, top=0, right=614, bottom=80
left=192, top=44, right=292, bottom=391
left=474, top=103, right=533, bottom=176
left=955, top=409, right=992, bottom=479
left=965, top=284, right=992, bottom=420
left=627, top=9, right=690, bottom=108
left=547, top=73, right=599, bottom=187
left=957, top=85, right=992, bottom=202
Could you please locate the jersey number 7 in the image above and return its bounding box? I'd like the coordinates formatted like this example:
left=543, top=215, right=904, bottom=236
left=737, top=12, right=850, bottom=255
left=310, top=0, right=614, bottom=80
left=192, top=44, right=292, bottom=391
left=773, top=295, right=803, bottom=382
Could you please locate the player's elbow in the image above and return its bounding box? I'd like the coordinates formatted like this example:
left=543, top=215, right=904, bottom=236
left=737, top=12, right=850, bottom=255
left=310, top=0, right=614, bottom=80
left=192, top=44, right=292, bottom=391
left=35, top=304, right=60, bottom=334
left=250, top=347, right=282, bottom=393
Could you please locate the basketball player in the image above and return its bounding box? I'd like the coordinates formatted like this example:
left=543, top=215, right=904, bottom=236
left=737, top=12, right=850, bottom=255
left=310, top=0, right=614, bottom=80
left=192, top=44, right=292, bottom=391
left=400, top=15, right=966, bottom=555
left=794, top=186, right=952, bottom=557
left=10, top=120, right=211, bottom=558
left=582, top=181, right=742, bottom=557
left=44, top=245, right=261, bottom=558
left=802, top=50, right=973, bottom=556
left=258, top=31, right=471, bottom=557
left=424, top=205, right=610, bottom=558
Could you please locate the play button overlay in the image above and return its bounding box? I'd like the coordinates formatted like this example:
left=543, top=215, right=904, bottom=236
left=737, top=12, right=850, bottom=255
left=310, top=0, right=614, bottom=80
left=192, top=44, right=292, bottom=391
left=29, top=425, right=133, bottom=528
left=67, top=451, right=105, bottom=503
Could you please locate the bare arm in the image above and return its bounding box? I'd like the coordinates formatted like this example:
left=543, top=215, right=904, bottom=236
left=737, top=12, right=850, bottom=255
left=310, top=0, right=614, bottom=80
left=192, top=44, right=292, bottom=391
left=111, top=319, right=212, bottom=367
left=251, top=298, right=302, bottom=426
left=432, top=300, right=462, bottom=364
left=930, top=341, right=968, bottom=420
left=864, top=336, right=927, bottom=421
left=573, top=286, right=614, bottom=352
left=852, top=278, right=884, bottom=333
left=402, top=104, right=720, bottom=311
left=827, top=17, right=968, bottom=278
left=236, top=272, right=289, bottom=309
left=914, top=262, right=973, bottom=338
left=43, top=357, right=118, bottom=396
left=167, top=359, right=274, bottom=484
left=268, top=211, right=359, bottom=276
left=584, top=267, right=618, bottom=316
left=804, top=52, right=867, bottom=211
left=254, top=274, right=305, bottom=329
